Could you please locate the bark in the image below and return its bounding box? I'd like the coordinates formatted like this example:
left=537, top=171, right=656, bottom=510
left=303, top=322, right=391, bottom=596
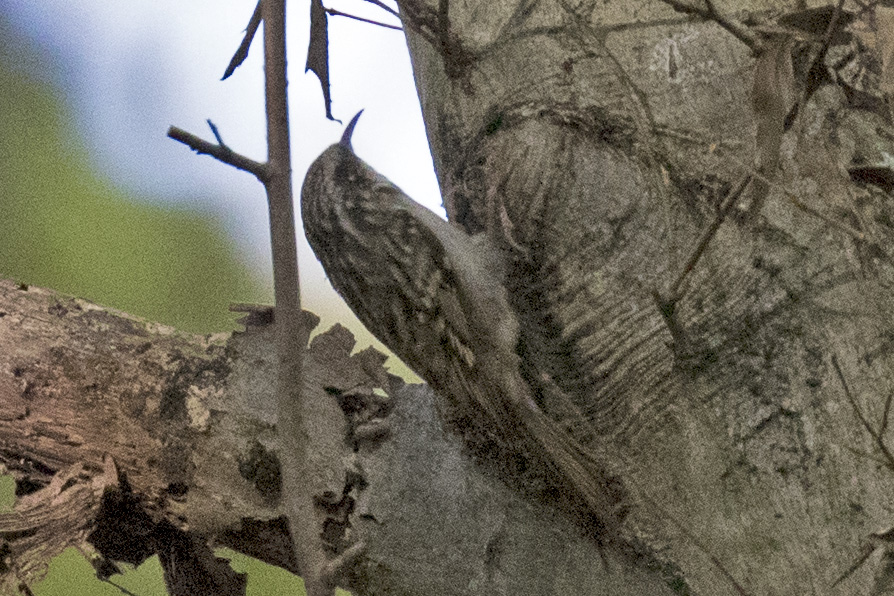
left=4, top=0, right=894, bottom=595
left=397, top=0, right=894, bottom=594
left=0, top=280, right=380, bottom=594
left=0, top=278, right=666, bottom=595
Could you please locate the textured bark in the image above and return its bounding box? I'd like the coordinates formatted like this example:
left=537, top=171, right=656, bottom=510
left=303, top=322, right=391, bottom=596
left=0, top=279, right=668, bottom=596
left=394, top=0, right=894, bottom=594
left=5, top=0, right=894, bottom=594
left=0, top=279, right=386, bottom=594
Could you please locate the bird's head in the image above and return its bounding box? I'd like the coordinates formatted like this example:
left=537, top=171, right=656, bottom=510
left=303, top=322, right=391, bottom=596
left=300, top=110, right=371, bottom=226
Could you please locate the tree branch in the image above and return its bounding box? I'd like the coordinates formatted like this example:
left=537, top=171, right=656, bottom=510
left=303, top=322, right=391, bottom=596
left=832, top=354, right=894, bottom=472
left=0, top=277, right=669, bottom=595
left=261, top=1, right=330, bottom=595
left=668, top=175, right=752, bottom=302
left=325, top=8, right=402, bottom=30
left=167, top=125, right=269, bottom=182
left=360, top=0, right=400, bottom=19
left=659, top=0, right=762, bottom=52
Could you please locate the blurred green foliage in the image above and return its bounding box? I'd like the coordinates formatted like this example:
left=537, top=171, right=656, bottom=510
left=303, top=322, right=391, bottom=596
left=31, top=549, right=356, bottom=596
left=0, top=15, right=299, bottom=596
left=35, top=549, right=167, bottom=596
left=0, top=474, right=13, bottom=510
left=0, top=48, right=268, bottom=333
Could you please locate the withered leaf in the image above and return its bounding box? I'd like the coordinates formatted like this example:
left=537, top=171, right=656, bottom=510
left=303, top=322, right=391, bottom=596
left=750, top=35, right=796, bottom=214
left=306, top=0, right=336, bottom=121
left=222, top=0, right=263, bottom=81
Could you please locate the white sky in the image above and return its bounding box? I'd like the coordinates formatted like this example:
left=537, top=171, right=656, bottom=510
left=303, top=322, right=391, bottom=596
left=1, top=0, right=441, bottom=357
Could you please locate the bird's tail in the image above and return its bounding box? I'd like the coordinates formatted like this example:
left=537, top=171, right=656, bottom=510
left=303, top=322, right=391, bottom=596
left=519, top=403, right=629, bottom=538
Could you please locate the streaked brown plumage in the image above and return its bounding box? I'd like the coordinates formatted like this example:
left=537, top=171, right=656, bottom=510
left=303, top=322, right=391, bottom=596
left=301, top=112, right=625, bottom=539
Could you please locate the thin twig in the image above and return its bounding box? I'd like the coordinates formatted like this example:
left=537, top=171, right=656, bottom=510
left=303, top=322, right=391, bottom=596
left=360, top=0, right=400, bottom=19
left=651, top=288, right=688, bottom=356
left=99, top=579, right=142, bottom=596
left=831, top=354, right=894, bottom=472
left=840, top=442, right=889, bottom=467
left=784, top=194, right=865, bottom=242
left=262, top=0, right=328, bottom=593
left=325, top=8, right=402, bottom=30
left=206, top=119, right=227, bottom=148
left=652, top=176, right=752, bottom=353
left=720, top=150, right=873, bottom=248
left=321, top=541, right=367, bottom=586
left=819, top=0, right=846, bottom=62
left=659, top=0, right=762, bottom=52
left=223, top=0, right=263, bottom=80
left=640, top=495, right=754, bottom=596
left=669, top=175, right=752, bottom=302
left=786, top=0, right=846, bottom=130
left=882, top=392, right=893, bottom=436
left=167, top=126, right=269, bottom=182
left=832, top=542, right=877, bottom=588
left=438, top=0, right=450, bottom=46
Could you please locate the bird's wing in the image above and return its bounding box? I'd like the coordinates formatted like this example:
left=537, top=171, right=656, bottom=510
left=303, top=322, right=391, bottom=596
left=372, top=183, right=629, bottom=534
left=304, top=146, right=627, bottom=539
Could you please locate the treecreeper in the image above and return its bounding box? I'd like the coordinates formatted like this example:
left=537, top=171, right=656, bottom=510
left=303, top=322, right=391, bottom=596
left=301, top=111, right=627, bottom=545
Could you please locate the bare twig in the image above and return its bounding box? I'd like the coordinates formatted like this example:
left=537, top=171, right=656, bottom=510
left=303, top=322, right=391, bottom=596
left=882, top=392, right=893, bottom=436
left=260, top=0, right=331, bottom=594
left=659, top=0, right=762, bottom=52
left=652, top=175, right=750, bottom=359
left=325, top=8, right=402, bottom=30
left=167, top=125, right=269, bottom=182
left=784, top=194, right=865, bottom=242
left=719, top=151, right=874, bottom=249
left=99, top=579, right=142, bottom=596
left=640, top=495, right=754, bottom=596
left=438, top=0, right=450, bottom=48
left=206, top=119, right=227, bottom=147
left=840, top=442, right=889, bottom=467
left=834, top=527, right=894, bottom=587
left=831, top=354, right=894, bottom=472
left=832, top=542, right=877, bottom=587
left=171, top=2, right=337, bottom=592
left=360, top=0, right=400, bottom=19
left=818, top=0, right=846, bottom=66
left=669, top=175, right=752, bottom=302
left=651, top=288, right=689, bottom=357
left=786, top=0, right=846, bottom=131
left=223, top=0, right=263, bottom=80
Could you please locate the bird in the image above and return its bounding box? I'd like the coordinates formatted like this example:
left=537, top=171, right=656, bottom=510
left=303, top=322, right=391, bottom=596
left=301, top=111, right=627, bottom=541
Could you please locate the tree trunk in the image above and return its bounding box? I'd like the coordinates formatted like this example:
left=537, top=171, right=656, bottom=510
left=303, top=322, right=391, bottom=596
left=3, top=1, right=894, bottom=594
left=397, top=0, right=894, bottom=594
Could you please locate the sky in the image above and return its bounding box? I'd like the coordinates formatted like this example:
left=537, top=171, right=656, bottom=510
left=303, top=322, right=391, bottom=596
left=0, top=0, right=441, bottom=332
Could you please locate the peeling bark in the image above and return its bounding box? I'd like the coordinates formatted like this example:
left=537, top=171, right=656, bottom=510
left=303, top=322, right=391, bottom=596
left=0, top=277, right=682, bottom=595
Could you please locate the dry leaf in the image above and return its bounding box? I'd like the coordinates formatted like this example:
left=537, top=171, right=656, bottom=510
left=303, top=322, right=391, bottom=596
left=306, top=0, right=336, bottom=121
left=751, top=34, right=796, bottom=215
left=222, top=0, right=262, bottom=81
